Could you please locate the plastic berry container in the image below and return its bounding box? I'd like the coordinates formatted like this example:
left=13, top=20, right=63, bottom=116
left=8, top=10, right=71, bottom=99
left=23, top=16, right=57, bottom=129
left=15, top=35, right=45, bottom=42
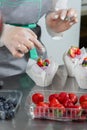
left=0, top=90, right=22, bottom=120
left=25, top=90, right=87, bottom=121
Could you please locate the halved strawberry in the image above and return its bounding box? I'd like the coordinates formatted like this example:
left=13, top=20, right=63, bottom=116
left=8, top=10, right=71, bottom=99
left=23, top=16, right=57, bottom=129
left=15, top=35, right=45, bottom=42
left=68, top=48, right=76, bottom=58
left=84, top=57, right=87, bottom=61
left=71, top=46, right=78, bottom=54
left=37, top=58, right=43, bottom=67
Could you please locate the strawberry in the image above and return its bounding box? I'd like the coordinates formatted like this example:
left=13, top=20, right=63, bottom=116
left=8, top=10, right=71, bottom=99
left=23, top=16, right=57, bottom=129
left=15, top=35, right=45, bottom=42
left=58, top=92, right=69, bottom=104
left=37, top=58, right=50, bottom=67
left=37, top=58, right=43, bottom=67
left=49, top=98, right=60, bottom=107
left=76, top=48, right=81, bottom=55
left=32, top=93, right=44, bottom=104
left=79, top=94, right=87, bottom=104
left=68, top=105, right=82, bottom=117
left=44, top=59, right=50, bottom=64
left=82, top=57, right=87, bottom=66
left=71, top=46, right=78, bottom=54
left=43, top=59, right=50, bottom=66
left=49, top=94, right=59, bottom=102
left=80, top=101, right=87, bottom=109
left=63, top=99, right=74, bottom=108
left=68, top=48, right=76, bottom=58
left=84, top=57, right=87, bottom=61
left=68, top=46, right=81, bottom=58
left=69, top=93, right=78, bottom=104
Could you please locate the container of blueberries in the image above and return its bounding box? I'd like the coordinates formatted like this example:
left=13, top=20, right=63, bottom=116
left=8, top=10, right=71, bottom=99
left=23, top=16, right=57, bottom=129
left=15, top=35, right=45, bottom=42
left=0, top=90, right=22, bottom=120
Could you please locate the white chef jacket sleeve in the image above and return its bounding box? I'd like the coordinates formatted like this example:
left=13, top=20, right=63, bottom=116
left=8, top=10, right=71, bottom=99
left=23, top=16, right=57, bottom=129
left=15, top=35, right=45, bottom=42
left=45, top=0, right=68, bottom=40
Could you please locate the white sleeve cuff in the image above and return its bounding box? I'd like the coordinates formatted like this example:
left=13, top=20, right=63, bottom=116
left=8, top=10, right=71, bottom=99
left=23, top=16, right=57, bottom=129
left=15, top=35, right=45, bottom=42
left=45, top=22, right=63, bottom=40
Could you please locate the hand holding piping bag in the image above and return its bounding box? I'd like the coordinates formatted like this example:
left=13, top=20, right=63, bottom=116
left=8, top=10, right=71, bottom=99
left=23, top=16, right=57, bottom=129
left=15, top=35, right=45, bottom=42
left=46, top=8, right=78, bottom=33
left=1, top=25, right=44, bottom=58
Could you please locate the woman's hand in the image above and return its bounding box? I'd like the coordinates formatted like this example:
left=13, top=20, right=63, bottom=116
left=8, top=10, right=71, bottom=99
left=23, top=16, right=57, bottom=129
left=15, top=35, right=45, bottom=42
left=1, top=25, right=44, bottom=58
left=46, top=8, right=78, bottom=33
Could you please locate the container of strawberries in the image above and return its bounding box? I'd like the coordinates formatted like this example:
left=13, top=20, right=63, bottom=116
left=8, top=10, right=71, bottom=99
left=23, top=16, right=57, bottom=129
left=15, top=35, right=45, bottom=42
left=25, top=90, right=87, bottom=121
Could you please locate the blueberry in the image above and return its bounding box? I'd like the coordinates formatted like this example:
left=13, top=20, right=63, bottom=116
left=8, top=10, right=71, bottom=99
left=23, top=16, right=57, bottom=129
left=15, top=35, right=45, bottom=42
left=0, top=96, right=18, bottom=120
left=4, top=103, right=10, bottom=111
left=0, top=96, right=6, bottom=102
left=0, top=112, right=6, bottom=120
left=45, top=62, right=49, bottom=66
left=12, top=99, right=17, bottom=107
left=9, top=103, right=14, bottom=110
left=0, top=102, right=4, bottom=111
left=5, top=111, right=15, bottom=120
left=0, top=106, right=4, bottom=111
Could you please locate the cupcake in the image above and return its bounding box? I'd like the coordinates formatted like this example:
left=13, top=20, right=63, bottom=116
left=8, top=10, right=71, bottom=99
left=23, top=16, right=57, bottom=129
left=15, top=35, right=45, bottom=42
left=26, top=57, right=58, bottom=87
left=63, top=46, right=86, bottom=77
left=74, top=57, right=87, bottom=89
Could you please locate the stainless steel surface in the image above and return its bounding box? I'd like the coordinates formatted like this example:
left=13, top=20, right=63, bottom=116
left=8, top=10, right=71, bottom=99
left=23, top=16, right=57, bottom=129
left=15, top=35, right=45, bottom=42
left=0, top=65, right=87, bottom=130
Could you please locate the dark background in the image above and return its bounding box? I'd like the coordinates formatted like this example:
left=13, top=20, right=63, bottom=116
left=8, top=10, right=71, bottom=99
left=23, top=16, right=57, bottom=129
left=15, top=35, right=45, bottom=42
left=79, top=15, right=87, bottom=48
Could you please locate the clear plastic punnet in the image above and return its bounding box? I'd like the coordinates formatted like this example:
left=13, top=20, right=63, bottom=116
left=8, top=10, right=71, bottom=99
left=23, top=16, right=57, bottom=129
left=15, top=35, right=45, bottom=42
left=25, top=90, right=87, bottom=121
left=0, top=90, right=22, bottom=120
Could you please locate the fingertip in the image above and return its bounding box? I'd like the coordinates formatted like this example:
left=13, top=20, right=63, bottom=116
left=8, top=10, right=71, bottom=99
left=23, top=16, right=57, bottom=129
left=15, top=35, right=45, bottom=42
left=75, top=18, right=78, bottom=23
left=51, top=12, right=59, bottom=20
left=60, top=15, right=66, bottom=20
left=40, top=47, right=46, bottom=53
left=60, top=10, right=67, bottom=20
left=69, top=22, right=74, bottom=26
left=53, top=14, right=59, bottom=19
left=17, top=53, right=24, bottom=58
left=13, top=51, right=24, bottom=58
left=74, top=13, right=77, bottom=18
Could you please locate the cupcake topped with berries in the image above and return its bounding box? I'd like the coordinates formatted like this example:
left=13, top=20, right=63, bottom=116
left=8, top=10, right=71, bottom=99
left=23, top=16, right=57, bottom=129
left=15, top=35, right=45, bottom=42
left=63, top=46, right=87, bottom=77
left=26, top=57, right=58, bottom=87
